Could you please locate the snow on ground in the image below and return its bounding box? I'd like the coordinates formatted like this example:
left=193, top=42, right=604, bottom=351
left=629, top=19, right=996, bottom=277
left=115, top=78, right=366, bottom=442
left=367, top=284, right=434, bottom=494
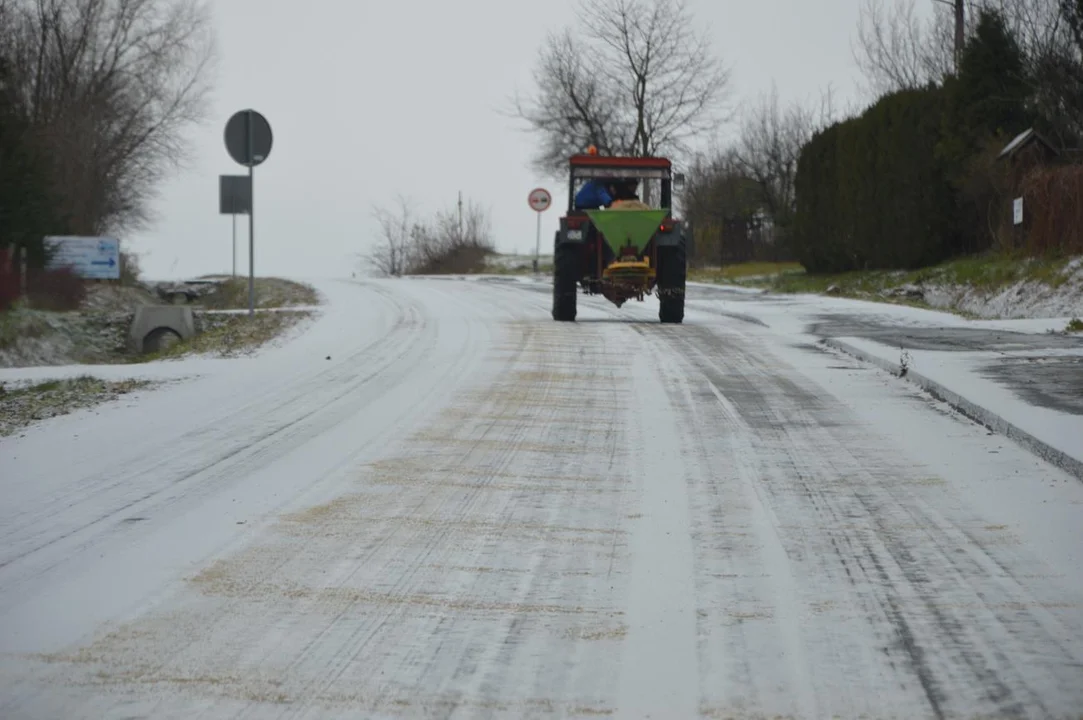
left=483, top=252, right=552, bottom=271
left=690, top=280, right=1080, bottom=335
left=827, top=336, right=1083, bottom=470
left=923, top=257, right=1083, bottom=319
left=1, top=277, right=1081, bottom=718
left=681, top=283, right=1083, bottom=475
left=0, top=279, right=321, bottom=369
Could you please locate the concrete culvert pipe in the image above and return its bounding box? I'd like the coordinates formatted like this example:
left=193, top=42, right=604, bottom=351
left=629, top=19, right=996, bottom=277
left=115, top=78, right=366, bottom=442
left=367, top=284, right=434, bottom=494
left=128, top=306, right=196, bottom=355
left=143, top=327, right=183, bottom=354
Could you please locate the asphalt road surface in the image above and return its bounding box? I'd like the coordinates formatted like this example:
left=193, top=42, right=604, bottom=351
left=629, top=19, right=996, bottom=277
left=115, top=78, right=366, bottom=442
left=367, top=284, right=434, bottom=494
left=1, top=277, right=1081, bottom=719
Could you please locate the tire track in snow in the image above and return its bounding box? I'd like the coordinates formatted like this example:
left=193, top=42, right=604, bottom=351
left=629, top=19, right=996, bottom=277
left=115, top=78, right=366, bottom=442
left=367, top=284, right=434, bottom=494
left=8, top=310, right=640, bottom=718
left=0, top=283, right=421, bottom=572
left=0, top=279, right=530, bottom=598
left=632, top=323, right=823, bottom=717
left=645, top=321, right=1083, bottom=718
left=613, top=337, right=699, bottom=719
left=267, top=329, right=550, bottom=715
left=0, top=280, right=527, bottom=714
left=6, top=279, right=1082, bottom=718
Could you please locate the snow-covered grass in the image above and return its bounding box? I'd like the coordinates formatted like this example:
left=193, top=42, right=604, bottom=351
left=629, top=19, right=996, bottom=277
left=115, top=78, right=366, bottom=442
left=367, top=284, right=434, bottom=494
left=482, top=252, right=552, bottom=275
left=0, top=278, right=323, bottom=369
left=688, top=262, right=804, bottom=284
left=694, top=254, right=1083, bottom=319
left=145, top=309, right=317, bottom=361
left=0, top=375, right=157, bottom=437
left=1, top=284, right=160, bottom=368
left=0, top=304, right=133, bottom=367
left=194, top=277, right=320, bottom=309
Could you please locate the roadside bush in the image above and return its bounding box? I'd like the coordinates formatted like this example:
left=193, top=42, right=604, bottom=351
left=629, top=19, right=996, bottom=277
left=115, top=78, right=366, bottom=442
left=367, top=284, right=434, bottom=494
left=411, top=245, right=490, bottom=275
left=951, top=136, right=1015, bottom=255
left=368, top=196, right=496, bottom=276
left=793, top=87, right=956, bottom=273
left=0, top=248, right=18, bottom=312
left=120, top=251, right=142, bottom=286
left=26, top=267, right=86, bottom=311
left=793, top=8, right=1033, bottom=273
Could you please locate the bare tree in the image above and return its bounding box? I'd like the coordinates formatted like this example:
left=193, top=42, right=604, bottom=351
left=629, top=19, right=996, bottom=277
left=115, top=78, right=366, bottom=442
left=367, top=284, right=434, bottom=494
left=367, top=196, right=496, bottom=277
left=367, top=195, right=416, bottom=277
left=852, top=0, right=957, bottom=96
left=980, top=0, right=1082, bottom=147
left=731, top=85, right=840, bottom=230
left=513, top=0, right=731, bottom=176
left=411, top=200, right=495, bottom=273
left=510, top=30, right=625, bottom=174
left=991, top=0, right=1072, bottom=58
left=3, top=0, right=217, bottom=235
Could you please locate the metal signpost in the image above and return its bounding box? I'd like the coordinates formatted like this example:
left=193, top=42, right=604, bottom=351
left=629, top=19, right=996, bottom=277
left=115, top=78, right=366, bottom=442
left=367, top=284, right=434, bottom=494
left=224, top=109, right=273, bottom=316
left=219, top=174, right=252, bottom=277
left=528, top=188, right=552, bottom=273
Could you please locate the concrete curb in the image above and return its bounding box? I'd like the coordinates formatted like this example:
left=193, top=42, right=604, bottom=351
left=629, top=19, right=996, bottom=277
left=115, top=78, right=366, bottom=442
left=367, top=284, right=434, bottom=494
left=821, top=336, right=1083, bottom=482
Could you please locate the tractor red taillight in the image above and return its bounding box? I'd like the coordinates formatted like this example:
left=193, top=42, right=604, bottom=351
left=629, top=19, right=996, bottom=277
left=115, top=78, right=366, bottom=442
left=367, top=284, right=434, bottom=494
left=566, top=217, right=585, bottom=229
left=659, top=218, right=676, bottom=232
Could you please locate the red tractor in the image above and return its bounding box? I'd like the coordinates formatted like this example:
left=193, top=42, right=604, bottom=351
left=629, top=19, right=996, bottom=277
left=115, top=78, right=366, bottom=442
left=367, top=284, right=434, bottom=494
left=551, top=152, right=690, bottom=323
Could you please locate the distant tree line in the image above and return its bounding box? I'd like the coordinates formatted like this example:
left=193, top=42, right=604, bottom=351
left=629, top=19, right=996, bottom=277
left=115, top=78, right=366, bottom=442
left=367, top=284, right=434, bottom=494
left=366, top=195, right=497, bottom=277
left=682, top=0, right=1083, bottom=270
left=0, top=0, right=215, bottom=297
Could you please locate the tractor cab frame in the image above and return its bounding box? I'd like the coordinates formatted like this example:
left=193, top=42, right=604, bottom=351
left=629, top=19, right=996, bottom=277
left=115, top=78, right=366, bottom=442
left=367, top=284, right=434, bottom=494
left=551, top=153, right=690, bottom=323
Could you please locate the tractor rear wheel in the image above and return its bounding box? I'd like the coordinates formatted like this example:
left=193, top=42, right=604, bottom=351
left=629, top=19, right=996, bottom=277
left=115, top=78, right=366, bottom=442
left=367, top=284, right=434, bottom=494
left=552, top=242, right=579, bottom=321
left=657, top=244, right=686, bottom=324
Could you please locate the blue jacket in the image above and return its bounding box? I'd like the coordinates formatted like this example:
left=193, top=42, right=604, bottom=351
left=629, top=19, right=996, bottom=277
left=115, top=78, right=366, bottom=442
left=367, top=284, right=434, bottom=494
left=574, top=180, right=613, bottom=210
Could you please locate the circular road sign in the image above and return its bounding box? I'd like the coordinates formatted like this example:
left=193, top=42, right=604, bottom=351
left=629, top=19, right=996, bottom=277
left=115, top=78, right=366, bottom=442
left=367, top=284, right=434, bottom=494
left=528, top=187, right=552, bottom=212
left=224, top=109, right=273, bottom=167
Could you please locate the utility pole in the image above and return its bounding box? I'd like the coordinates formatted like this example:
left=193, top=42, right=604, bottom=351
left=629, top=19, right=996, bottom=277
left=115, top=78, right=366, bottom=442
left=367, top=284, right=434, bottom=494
left=953, top=0, right=964, bottom=70
left=458, top=191, right=463, bottom=242
left=934, top=0, right=966, bottom=71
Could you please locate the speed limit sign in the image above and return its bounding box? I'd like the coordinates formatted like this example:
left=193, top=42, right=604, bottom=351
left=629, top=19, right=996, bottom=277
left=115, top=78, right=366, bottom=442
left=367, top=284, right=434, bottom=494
left=528, top=188, right=551, bottom=212
left=528, top=188, right=552, bottom=273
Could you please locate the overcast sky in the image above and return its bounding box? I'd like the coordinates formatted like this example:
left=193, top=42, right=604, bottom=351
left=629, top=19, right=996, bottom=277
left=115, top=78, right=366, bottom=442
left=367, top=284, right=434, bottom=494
left=126, top=0, right=904, bottom=281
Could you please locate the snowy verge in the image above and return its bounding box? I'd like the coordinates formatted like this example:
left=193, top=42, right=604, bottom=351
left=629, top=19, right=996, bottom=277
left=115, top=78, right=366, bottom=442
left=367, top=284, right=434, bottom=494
left=0, top=278, right=323, bottom=369
left=822, top=336, right=1083, bottom=480
left=0, top=377, right=163, bottom=438
left=918, top=257, right=1083, bottom=319
left=692, top=256, right=1083, bottom=320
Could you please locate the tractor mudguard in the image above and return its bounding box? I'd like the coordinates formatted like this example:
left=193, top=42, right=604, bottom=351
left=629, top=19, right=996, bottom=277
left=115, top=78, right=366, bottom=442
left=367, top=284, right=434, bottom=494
left=654, top=222, right=684, bottom=248
left=556, top=217, right=587, bottom=245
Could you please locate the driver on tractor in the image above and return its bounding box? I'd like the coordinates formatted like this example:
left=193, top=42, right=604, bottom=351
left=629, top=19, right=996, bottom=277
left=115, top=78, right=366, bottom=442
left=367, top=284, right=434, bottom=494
left=611, top=178, right=650, bottom=210
left=574, top=179, right=616, bottom=210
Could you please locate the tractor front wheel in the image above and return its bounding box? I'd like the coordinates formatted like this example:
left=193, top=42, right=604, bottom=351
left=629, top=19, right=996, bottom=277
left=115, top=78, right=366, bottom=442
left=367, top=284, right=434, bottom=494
left=657, top=244, right=686, bottom=324
left=552, top=242, right=579, bottom=321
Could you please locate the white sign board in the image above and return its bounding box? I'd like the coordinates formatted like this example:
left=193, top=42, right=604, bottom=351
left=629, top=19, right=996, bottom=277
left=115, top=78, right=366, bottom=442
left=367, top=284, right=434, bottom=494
left=1013, top=197, right=1023, bottom=226
left=45, top=236, right=121, bottom=279
left=528, top=188, right=551, bottom=212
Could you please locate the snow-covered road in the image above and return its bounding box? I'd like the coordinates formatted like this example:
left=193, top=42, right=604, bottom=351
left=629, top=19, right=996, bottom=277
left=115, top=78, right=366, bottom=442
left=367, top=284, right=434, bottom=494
left=2, top=277, right=1082, bottom=719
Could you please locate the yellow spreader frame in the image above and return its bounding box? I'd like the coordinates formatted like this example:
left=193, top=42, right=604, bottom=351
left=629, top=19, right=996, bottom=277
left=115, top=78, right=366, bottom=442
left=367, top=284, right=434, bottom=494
left=601, top=255, right=656, bottom=305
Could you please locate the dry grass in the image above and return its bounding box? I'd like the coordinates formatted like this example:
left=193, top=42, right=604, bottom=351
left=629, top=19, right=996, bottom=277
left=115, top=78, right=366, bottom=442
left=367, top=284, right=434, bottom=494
left=0, top=376, right=155, bottom=436
left=690, top=255, right=1082, bottom=317
left=688, top=262, right=804, bottom=284
left=196, top=278, right=319, bottom=309
left=143, top=310, right=313, bottom=361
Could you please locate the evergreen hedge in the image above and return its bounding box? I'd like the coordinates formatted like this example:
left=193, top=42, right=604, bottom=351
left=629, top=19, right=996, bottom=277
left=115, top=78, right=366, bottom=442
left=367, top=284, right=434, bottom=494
left=793, top=87, right=957, bottom=273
